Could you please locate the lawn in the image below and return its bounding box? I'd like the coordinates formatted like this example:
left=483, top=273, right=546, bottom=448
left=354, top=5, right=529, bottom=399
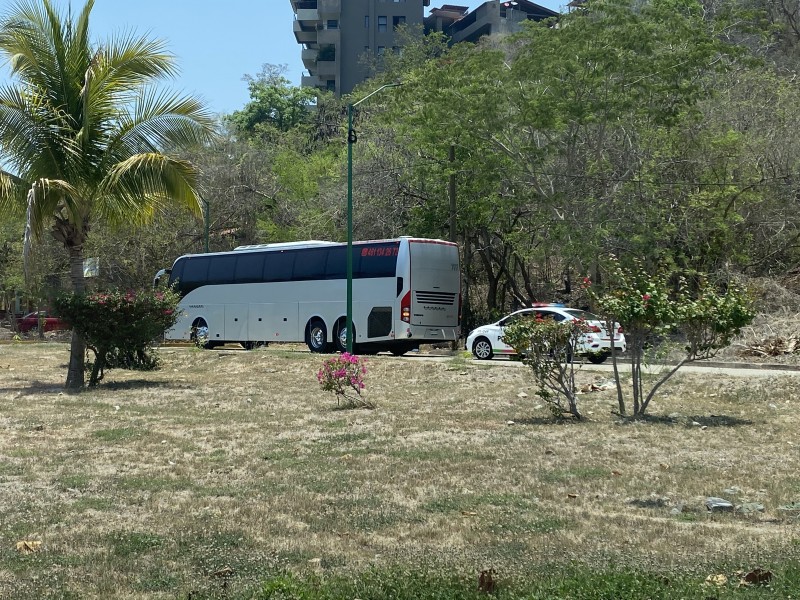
left=0, top=343, right=798, bottom=598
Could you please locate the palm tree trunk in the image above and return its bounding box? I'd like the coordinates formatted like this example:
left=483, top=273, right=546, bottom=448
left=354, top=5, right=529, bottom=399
left=65, top=247, right=86, bottom=389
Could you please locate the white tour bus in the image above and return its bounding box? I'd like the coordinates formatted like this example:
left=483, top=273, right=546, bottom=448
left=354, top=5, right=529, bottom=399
left=155, top=237, right=461, bottom=354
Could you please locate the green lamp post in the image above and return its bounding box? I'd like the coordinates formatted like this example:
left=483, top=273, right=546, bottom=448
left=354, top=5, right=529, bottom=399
left=345, top=83, right=401, bottom=353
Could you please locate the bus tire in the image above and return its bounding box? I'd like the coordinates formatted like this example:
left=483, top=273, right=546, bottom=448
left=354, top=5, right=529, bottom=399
left=306, top=319, right=329, bottom=353
left=191, top=318, right=211, bottom=349
left=333, top=320, right=353, bottom=353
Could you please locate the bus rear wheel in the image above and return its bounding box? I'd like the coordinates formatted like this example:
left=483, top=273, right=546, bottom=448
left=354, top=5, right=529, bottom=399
left=334, top=321, right=353, bottom=354
left=306, top=319, right=329, bottom=353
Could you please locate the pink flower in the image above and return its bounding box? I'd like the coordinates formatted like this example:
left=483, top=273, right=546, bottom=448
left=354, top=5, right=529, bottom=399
left=642, top=294, right=651, bottom=301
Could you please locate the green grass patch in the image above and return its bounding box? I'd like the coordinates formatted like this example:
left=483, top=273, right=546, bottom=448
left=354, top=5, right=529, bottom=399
left=92, top=426, right=146, bottom=443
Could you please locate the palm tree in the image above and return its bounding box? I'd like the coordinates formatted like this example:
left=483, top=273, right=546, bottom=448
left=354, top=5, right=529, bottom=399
left=0, top=0, right=216, bottom=388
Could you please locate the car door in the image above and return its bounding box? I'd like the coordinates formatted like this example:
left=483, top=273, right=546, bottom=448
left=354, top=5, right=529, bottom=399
left=495, top=311, right=533, bottom=355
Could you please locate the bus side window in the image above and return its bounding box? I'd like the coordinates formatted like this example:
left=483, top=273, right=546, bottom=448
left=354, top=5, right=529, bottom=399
left=325, top=247, right=346, bottom=279
left=356, top=243, right=398, bottom=278
left=293, top=248, right=327, bottom=280
left=235, top=253, right=265, bottom=283
left=208, top=255, right=237, bottom=285
left=168, top=260, right=185, bottom=287
left=264, top=251, right=295, bottom=282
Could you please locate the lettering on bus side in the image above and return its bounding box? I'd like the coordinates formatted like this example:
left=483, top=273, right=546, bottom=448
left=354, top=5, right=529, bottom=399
left=361, top=247, right=399, bottom=257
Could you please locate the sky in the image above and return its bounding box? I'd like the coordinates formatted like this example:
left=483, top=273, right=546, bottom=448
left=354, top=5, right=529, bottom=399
left=0, top=0, right=563, bottom=117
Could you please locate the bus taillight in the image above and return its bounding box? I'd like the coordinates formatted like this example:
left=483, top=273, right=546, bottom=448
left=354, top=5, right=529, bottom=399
left=401, top=291, right=411, bottom=322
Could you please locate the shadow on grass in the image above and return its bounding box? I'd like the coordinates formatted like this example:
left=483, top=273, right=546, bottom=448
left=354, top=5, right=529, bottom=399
left=510, top=416, right=587, bottom=426
left=0, top=379, right=184, bottom=396
left=98, top=379, right=184, bottom=392
left=615, top=413, right=754, bottom=427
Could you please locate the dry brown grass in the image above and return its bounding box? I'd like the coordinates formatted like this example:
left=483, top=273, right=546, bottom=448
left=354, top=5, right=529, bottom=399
left=0, top=342, right=798, bottom=598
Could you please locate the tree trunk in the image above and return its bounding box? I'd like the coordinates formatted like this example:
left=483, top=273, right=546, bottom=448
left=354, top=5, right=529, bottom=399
left=65, top=246, right=86, bottom=389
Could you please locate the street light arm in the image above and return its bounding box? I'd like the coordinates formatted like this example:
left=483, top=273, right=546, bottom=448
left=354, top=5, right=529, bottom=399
left=351, top=82, right=402, bottom=109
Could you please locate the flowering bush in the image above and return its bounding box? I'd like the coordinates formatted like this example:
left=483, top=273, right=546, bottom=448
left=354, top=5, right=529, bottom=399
left=502, top=314, right=590, bottom=419
left=317, top=353, right=372, bottom=408
left=54, top=288, right=181, bottom=386
left=586, top=258, right=754, bottom=416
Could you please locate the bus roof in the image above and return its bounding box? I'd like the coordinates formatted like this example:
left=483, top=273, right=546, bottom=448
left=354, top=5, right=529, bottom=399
left=233, top=241, right=337, bottom=252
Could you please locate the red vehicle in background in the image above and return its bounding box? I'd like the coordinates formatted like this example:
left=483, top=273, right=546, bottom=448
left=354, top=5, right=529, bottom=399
left=16, top=311, right=69, bottom=333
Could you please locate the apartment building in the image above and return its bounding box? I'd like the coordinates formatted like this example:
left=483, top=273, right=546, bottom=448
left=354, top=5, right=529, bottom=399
left=289, top=0, right=430, bottom=97
left=425, top=1, right=558, bottom=44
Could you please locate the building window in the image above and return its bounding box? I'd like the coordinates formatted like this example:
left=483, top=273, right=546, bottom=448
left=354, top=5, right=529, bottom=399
left=378, top=16, right=387, bottom=32
left=326, top=80, right=336, bottom=91
left=393, top=16, right=406, bottom=29
left=365, top=15, right=369, bottom=28
left=377, top=46, right=386, bottom=55
left=327, top=19, right=338, bottom=29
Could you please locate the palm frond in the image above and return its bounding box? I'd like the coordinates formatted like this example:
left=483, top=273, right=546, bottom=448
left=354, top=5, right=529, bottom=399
left=97, top=153, right=203, bottom=225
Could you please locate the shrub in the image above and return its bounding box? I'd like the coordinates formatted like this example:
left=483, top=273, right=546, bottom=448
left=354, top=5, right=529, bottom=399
left=587, top=259, right=754, bottom=415
left=317, top=352, right=372, bottom=408
left=502, top=315, right=590, bottom=419
left=54, top=288, right=180, bottom=386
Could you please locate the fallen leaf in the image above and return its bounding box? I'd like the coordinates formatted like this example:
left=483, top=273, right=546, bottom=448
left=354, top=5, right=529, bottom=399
left=741, top=568, right=772, bottom=586
left=478, top=569, right=496, bottom=593
left=704, top=573, right=728, bottom=587
left=15, top=541, right=42, bottom=554
left=567, top=493, right=579, bottom=499
left=211, top=566, right=235, bottom=578
left=461, top=511, right=478, bottom=517
left=611, top=470, right=622, bottom=476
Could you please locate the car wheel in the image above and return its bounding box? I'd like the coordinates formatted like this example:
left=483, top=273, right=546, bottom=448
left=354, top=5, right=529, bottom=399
left=306, top=319, right=329, bottom=353
left=587, top=352, right=608, bottom=364
left=472, top=337, right=494, bottom=360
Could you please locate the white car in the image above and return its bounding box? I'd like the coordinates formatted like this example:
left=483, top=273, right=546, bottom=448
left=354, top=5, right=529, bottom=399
left=466, top=304, right=626, bottom=363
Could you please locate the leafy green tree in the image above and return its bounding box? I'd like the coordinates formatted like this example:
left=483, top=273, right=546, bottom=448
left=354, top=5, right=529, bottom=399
left=588, top=260, right=755, bottom=416
left=54, top=288, right=181, bottom=386
left=0, top=0, right=216, bottom=388
left=226, top=64, right=319, bottom=141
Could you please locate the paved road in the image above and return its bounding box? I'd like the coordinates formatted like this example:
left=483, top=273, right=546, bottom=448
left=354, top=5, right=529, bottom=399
left=404, top=353, right=800, bottom=378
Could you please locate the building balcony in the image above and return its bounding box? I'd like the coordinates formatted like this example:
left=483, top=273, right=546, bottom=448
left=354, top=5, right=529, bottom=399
left=315, top=58, right=338, bottom=77
left=293, top=20, right=317, bottom=44
left=301, top=74, right=324, bottom=88
left=295, top=8, right=320, bottom=24
left=317, top=28, right=340, bottom=45
left=301, top=48, right=318, bottom=69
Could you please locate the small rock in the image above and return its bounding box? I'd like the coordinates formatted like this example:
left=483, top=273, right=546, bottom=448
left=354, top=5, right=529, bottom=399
left=723, top=486, right=742, bottom=495
left=517, top=391, right=528, bottom=398
left=736, top=502, right=765, bottom=515
left=506, top=420, right=515, bottom=426
left=706, top=497, right=734, bottom=512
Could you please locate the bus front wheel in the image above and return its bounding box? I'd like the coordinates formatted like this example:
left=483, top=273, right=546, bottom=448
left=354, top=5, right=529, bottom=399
left=191, top=318, right=211, bottom=349
left=307, top=319, right=329, bottom=353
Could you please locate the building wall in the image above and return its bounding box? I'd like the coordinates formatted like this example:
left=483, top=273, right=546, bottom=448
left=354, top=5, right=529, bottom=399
left=290, top=0, right=428, bottom=97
